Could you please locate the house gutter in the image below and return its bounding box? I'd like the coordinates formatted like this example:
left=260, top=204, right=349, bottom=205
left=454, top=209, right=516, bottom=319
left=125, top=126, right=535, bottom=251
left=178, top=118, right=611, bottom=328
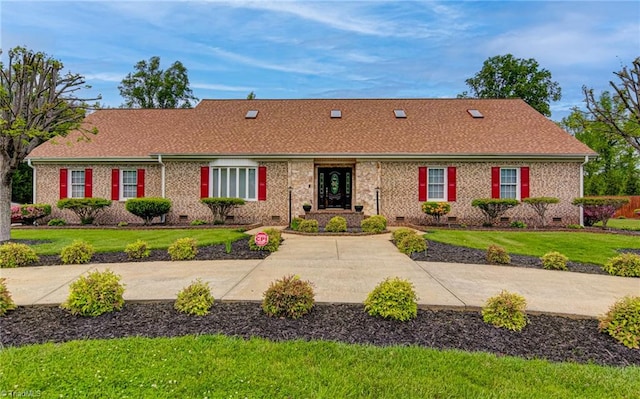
left=157, top=155, right=166, bottom=198
left=579, top=155, right=589, bottom=226
left=27, top=159, right=36, bottom=203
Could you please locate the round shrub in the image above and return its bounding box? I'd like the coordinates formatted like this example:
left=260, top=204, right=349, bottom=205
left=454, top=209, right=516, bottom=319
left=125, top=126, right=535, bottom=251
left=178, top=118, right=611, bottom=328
left=262, top=275, right=315, bottom=319
left=0, top=278, right=17, bottom=316
left=361, top=215, right=387, bottom=233
left=125, top=197, right=172, bottom=225
left=60, top=269, right=125, bottom=317
left=57, top=198, right=111, bottom=225
left=47, top=218, right=66, bottom=226
left=174, top=279, right=215, bottom=316
left=297, top=219, right=319, bottom=233
left=290, top=217, right=303, bottom=231
left=60, top=240, right=95, bottom=265
left=124, top=240, right=151, bottom=260
left=190, top=219, right=208, bottom=226
left=168, top=237, right=198, bottom=261
left=325, top=216, right=347, bottom=232
left=599, top=296, right=640, bottom=349
left=391, top=228, right=416, bottom=244
left=486, top=244, right=510, bottom=265
left=482, top=290, right=528, bottom=331
left=364, top=277, right=418, bottom=321
left=0, top=242, right=39, bottom=268
left=249, top=228, right=282, bottom=252
left=602, top=253, right=640, bottom=277
left=541, top=251, right=569, bottom=271
left=398, top=234, right=428, bottom=256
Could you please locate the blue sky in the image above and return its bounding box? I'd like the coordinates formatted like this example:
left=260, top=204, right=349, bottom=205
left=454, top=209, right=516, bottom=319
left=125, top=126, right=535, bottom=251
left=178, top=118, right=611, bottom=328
left=2, top=0, right=639, bottom=120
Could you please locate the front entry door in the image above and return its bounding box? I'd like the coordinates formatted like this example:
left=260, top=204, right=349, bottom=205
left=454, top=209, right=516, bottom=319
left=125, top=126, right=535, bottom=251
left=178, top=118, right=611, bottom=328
left=318, top=167, right=352, bottom=209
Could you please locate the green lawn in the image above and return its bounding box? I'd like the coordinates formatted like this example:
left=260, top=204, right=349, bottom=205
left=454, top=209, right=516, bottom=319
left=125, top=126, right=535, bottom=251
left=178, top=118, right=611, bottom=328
left=596, top=218, right=640, bottom=231
left=1, top=335, right=637, bottom=398
left=9, top=228, right=248, bottom=255
left=423, top=229, right=640, bottom=265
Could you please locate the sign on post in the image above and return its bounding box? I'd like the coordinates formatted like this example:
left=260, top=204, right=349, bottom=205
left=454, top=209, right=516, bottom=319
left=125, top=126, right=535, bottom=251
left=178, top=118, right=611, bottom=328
left=254, top=232, right=269, bottom=247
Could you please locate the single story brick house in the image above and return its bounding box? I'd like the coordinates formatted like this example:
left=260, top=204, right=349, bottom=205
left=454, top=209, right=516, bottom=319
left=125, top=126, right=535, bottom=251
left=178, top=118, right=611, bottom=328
left=27, top=98, right=596, bottom=226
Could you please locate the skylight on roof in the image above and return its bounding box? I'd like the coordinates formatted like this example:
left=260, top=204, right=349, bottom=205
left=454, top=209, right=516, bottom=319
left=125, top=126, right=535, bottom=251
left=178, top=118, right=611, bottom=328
left=394, top=109, right=406, bottom=118
left=245, top=110, right=258, bottom=119
left=331, top=109, right=342, bottom=118
left=467, top=109, right=484, bottom=118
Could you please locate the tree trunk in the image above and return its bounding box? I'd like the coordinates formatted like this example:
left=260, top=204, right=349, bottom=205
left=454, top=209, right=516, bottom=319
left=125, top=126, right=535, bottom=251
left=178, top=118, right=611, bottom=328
left=0, top=168, right=13, bottom=243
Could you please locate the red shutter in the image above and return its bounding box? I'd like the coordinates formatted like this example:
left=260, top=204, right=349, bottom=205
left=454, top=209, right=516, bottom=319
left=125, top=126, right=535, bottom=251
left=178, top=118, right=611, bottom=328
left=418, top=167, right=427, bottom=202
left=520, top=167, right=530, bottom=199
left=200, top=167, right=209, bottom=198
left=111, top=169, right=120, bottom=200
left=447, top=167, right=457, bottom=202
left=59, top=169, right=68, bottom=199
left=258, top=166, right=267, bottom=201
left=84, top=168, right=93, bottom=198
left=137, top=169, right=145, bottom=198
left=491, top=167, right=501, bottom=199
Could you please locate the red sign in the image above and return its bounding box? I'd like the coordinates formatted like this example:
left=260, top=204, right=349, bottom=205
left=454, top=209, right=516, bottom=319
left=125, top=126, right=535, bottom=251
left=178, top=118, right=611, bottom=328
left=254, top=232, right=269, bottom=247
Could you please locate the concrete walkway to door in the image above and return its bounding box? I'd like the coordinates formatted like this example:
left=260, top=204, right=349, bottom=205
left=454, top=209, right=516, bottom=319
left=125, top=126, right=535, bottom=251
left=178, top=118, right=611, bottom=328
left=2, top=228, right=638, bottom=318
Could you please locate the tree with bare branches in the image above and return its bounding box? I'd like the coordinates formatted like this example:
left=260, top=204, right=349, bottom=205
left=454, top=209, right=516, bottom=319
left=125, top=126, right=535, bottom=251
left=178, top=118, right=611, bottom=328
left=583, top=57, right=640, bottom=155
left=0, top=46, right=98, bottom=242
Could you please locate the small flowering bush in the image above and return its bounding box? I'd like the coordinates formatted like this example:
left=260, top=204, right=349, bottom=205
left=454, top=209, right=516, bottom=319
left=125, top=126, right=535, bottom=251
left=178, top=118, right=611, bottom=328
left=16, top=203, right=52, bottom=225
left=421, top=202, right=451, bottom=224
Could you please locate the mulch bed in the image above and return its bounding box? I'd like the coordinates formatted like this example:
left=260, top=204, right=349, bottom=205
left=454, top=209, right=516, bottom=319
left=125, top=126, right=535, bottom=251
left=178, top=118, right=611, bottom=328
left=4, top=234, right=639, bottom=366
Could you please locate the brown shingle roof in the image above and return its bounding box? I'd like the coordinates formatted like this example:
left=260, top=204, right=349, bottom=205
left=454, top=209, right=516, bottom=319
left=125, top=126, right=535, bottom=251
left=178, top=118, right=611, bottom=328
left=29, top=98, right=596, bottom=159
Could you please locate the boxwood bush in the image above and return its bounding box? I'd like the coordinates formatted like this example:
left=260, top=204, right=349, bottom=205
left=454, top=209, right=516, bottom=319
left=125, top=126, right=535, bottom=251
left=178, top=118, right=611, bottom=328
left=125, top=197, right=172, bottom=225
left=325, top=216, right=347, bottom=232
left=361, top=215, right=387, bottom=233
left=297, top=219, right=319, bottom=233
left=57, top=198, right=111, bottom=225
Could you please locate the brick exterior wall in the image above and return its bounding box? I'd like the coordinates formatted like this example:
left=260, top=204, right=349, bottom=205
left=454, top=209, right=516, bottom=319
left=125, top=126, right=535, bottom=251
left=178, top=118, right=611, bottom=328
left=33, top=159, right=583, bottom=226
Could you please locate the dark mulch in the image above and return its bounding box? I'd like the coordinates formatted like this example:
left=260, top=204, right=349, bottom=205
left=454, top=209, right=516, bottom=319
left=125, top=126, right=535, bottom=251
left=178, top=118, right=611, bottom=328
left=1, top=302, right=638, bottom=367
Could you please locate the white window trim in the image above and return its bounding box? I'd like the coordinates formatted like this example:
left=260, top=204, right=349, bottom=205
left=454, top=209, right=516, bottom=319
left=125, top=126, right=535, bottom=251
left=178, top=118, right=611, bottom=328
left=427, top=167, right=447, bottom=202
left=68, top=169, right=86, bottom=199
left=120, top=169, right=138, bottom=201
left=209, top=165, right=258, bottom=201
left=500, top=167, right=521, bottom=200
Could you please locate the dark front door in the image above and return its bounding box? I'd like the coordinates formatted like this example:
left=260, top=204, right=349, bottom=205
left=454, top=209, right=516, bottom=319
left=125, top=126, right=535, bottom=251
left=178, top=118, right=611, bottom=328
left=318, top=167, right=352, bottom=209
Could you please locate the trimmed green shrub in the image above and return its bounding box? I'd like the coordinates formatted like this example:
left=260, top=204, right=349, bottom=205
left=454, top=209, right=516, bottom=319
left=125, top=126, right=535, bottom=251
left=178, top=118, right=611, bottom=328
left=18, top=203, right=52, bottom=225
left=391, top=228, right=416, bottom=244
left=482, top=290, right=528, bottom=331
left=60, top=269, right=125, bottom=317
left=262, top=275, right=315, bottom=319
left=124, top=240, right=151, bottom=260
left=190, top=219, right=207, bottom=226
left=168, top=237, right=198, bottom=261
left=509, top=220, right=527, bottom=228
left=298, top=219, right=319, bottom=233
left=57, top=198, right=111, bottom=225
left=0, top=278, right=17, bottom=316
left=60, top=240, right=95, bottom=264
left=200, top=197, right=245, bottom=224
left=47, top=218, right=66, bottom=226
left=471, top=198, right=519, bottom=226
left=522, top=197, right=559, bottom=227
left=364, top=277, right=418, bottom=321
left=249, top=228, right=282, bottom=252
left=361, top=215, right=387, bottom=233
left=325, top=216, right=347, bottom=232
left=486, top=244, right=510, bottom=265
left=598, top=296, right=640, bottom=349
left=0, top=242, right=39, bottom=268
left=174, top=279, right=215, bottom=316
left=602, top=253, right=640, bottom=277
left=572, top=197, right=630, bottom=228
left=125, top=197, right=172, bottom=225
left=421, top=201, right=451, bottom=224
left=398, top=234, right=428, bottom=255
left=541, top=251, right=568, bottom=271
left=290, top=217, right=303, bottom=231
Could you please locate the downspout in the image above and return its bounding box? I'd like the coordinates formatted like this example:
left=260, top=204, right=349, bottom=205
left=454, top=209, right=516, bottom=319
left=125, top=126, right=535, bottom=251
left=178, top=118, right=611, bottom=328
left=579, top=155, right=588, bottom=226
left=158, top=155, right=166, bottom=223
left=27, top=159, right=36, bottom=203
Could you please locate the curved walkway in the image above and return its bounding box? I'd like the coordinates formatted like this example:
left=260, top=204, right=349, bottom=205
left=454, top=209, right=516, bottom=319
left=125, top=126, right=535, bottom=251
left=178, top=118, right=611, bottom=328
left=2, top=228, right=638, bottom=318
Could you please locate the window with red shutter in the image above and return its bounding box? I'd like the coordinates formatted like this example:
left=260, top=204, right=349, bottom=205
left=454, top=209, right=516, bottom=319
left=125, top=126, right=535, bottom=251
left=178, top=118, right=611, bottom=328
left=200, top=166, right=209, bottom=198
left=520, top=167, right=530, bottom=199
left=111, top=169, right=120, bottom=200
left=136, top=169, right=145, bottom=198
left=59, top=169, right=68, bottom=199
left=418, top=167, right=427, bottom=201
left=258, top=166, right=267, bottom=201
left=447, top=167, right=457, bottom=202
left=84, top=169, right=93, bottom=198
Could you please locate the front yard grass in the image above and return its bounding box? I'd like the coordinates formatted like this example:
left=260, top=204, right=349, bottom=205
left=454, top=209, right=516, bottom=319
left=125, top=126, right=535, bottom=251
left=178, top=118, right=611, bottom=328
left=595, top=218, right=640, bottom=231
left=1, top=335, right=637, bottom=398
left=424, top=230, right=640, bottom=265
left=9, top=228, right=248, bottom=256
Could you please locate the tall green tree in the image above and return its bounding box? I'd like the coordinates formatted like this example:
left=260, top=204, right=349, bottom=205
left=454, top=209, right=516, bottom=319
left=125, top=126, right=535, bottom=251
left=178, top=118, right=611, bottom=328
left=118, top=56, right=198, bottom=108
left=459, top=54, right=561, bottom=117
left=561, top=92, right=640, bottom=196
left=0, top=46, right=98, bottom=241
left=583, top=57, right=640, bottom=155
left=11, top=162, right=32, bottom=204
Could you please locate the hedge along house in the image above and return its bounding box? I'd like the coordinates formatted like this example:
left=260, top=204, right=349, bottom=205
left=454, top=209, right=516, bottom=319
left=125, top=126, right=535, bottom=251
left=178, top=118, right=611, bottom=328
left=27, top=98, right=596, bottom=226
